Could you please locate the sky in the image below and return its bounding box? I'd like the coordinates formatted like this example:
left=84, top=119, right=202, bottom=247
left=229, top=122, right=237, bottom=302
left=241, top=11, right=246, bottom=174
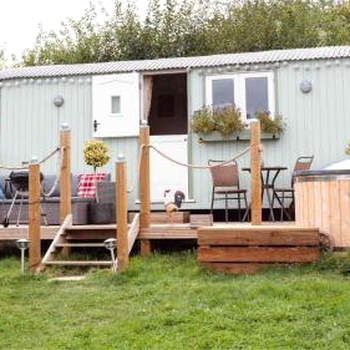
left=0, top=0, right=149, bottom=63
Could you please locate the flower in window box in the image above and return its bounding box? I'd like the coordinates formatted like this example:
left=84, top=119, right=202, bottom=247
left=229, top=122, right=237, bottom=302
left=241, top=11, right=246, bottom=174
left=255, top=111, right=285, bottom=135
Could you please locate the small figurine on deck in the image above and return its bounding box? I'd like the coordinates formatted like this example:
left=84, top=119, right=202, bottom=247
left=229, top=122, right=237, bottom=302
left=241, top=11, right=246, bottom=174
left=163, top=189, right=186, bottom=223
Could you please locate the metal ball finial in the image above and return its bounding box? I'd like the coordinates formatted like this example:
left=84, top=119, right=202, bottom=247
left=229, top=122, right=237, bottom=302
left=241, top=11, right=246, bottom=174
left=30, top=156, right=38, bottom=164
left=61, top=122, right=70, bottom=131
left=116, top=154, right=126, bottom=163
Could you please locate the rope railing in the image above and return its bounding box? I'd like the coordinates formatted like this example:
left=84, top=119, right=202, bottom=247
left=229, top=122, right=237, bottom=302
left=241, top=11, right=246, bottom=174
left=148, top=144, right=251, bottom=169
left=0, top=147, right=61, bottom=170
left=41, top=147, right=64, bottom=198
left=126, top=143, right=251, bottom=194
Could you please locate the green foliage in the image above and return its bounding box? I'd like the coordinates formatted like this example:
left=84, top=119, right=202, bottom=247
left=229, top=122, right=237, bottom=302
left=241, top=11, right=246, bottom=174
left=83, top=140, right=110, bottom=172
left=256, top=111, right=285, bottom=134
left=191, top=106, right=216, bottom=134
left=214, top=105, right=245, bottom=136
left=346, top=141, right=350, bottom=156
left=19, top=0, right=350, bottom=66
left=192, top=105, right=244, bottom=136
left=2, top=252, right=350, bottom=349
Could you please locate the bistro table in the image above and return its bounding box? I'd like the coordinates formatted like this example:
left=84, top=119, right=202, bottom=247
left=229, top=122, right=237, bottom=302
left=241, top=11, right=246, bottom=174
left=242, top=166, right=288, bottom=222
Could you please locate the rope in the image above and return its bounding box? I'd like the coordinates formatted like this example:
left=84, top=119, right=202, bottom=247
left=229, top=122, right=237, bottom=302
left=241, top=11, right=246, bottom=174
left=126, top=143, right=250, bottom=194
left=38, top=147, right=60, bottom=165
left=42, top=147, right=64, bottom=198
left=148, top=144, right=251, bottom=169
left=127, top=144, right=145, bottom=194
left=0, top=147, right=61, bottom=170
left=0, top=164, right=27, bottom=170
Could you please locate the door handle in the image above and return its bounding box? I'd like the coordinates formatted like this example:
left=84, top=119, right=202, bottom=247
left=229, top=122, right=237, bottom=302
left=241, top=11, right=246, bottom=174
left=93, top=120, right=101, bottom=132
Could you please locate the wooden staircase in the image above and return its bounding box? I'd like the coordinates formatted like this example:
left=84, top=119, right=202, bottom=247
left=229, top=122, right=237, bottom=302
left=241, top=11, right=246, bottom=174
left=37, top=214, right=140, bottom=272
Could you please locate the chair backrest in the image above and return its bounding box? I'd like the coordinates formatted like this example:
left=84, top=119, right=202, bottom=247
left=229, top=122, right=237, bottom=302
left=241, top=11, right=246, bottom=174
left=208, top=160, right=240, bottom=188
left=292, top=155, right=314, bottom=186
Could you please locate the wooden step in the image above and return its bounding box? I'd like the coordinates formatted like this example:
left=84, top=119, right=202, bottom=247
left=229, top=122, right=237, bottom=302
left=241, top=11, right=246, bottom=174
left=129, top=211, right=190, bottom=224
left=67, top=224, right=116, bottom=231
left=55, top=243, right=106, bottom=248
left=139, top=224, right=197, bottom=239
left=44, top=260, right=112, bottom=266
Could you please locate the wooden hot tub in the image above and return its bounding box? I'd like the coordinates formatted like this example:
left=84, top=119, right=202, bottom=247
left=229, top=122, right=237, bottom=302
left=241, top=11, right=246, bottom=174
left=294, top=169, right=350, bottom=248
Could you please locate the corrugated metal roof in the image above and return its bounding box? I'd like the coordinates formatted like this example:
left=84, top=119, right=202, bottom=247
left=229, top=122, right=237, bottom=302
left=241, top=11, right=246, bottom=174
left=1, top=45, right=350, bottom=81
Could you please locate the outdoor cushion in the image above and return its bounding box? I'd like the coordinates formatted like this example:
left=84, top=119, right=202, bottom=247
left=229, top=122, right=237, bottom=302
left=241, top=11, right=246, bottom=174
left=77, top=173, right=108, bottom=199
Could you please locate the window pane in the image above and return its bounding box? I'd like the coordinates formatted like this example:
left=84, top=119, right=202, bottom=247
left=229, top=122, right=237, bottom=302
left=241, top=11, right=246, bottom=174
left=111, top=96, right=121, bottom=114
left=212, top=79, right=234, bottom=108
left=245, top=77, right=268, bottom=119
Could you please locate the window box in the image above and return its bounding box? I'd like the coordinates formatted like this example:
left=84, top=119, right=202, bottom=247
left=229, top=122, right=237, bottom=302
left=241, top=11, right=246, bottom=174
left=198, top=130, right=280, bottom=142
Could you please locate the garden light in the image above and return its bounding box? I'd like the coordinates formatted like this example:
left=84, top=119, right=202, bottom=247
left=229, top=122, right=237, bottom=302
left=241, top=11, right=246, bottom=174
left=15, top=239, right=30, bottom=274
left=104, top=238, right=117, bottom=272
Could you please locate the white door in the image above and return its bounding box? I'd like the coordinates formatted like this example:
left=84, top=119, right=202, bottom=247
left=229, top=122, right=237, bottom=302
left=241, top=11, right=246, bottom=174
left=150, top=135, right=188, bottom=202
left=92, top=72, right=140, bottom=137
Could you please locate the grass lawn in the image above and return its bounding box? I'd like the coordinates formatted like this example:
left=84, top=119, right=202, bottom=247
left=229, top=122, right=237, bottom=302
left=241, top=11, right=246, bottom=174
left=1, top=251, right=350, bottom=350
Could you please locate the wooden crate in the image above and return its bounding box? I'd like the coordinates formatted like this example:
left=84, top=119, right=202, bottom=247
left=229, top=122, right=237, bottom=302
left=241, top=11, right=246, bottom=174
left=198, top=225, right=320, bottom=275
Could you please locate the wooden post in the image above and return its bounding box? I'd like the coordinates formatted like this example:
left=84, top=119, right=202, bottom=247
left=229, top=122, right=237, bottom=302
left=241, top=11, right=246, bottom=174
left=59, top=123, right=72, bottom=223
left=139, top=120, right=151, bottom=257
left=116, top=155, right=128, bottom=270
left=28, top=157, right=41, bottom=271
left=59, top=123, right=72, bottom=256
left=250, top=120, right=262, bottom=225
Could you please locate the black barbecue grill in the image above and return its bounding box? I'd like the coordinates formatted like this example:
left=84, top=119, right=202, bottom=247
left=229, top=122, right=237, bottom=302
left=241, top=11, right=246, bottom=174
left=2, top=170, right=46, bottom=227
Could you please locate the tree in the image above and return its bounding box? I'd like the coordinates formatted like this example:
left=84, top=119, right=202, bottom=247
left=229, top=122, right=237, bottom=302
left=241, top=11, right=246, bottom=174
left=20, top=0, right=350, bottom=67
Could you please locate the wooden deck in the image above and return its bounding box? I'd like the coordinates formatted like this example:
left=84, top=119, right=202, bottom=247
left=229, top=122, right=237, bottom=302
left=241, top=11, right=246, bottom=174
left=0, top=221, right=297, bottom=242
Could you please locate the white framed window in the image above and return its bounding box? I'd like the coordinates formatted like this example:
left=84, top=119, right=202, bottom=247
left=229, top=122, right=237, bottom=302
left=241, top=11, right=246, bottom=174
left=110, top=95, right=122, bottom=116
left=206, top=72, right=275, bottom=121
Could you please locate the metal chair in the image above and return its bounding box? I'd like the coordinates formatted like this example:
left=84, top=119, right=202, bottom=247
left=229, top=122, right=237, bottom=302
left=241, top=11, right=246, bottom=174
left=273, top=156, right=314, bottom=221
left=208, top=160, right=248, bottom=222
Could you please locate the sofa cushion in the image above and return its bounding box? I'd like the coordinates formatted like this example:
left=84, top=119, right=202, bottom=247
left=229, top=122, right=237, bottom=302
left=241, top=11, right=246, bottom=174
left=71, top=175, right=79, bottom=197
left=77, top=173, right=108, bottom=199
left=42, top=174, right=60, bottom=197
left=42, top=173, right=110, bottom=198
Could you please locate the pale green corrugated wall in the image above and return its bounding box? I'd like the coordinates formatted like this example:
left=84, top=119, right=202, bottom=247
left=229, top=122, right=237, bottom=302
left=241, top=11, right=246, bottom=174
left=0, top=77, right=139, bottom=208
left=0, top=77, right=92, bottom=174
left=1, top=58, right=350, bottom=210
left=188, top=59, right=350, bottom=209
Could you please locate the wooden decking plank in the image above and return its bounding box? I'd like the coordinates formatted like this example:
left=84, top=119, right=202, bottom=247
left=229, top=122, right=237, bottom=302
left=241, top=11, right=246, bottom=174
left=199, top=225, right=319, bottom=232
left=198, top=229, right=319, bottom=246
left=200, top=262, right=270, bottom=275
left=129, top=211, right=190, bottom=224
left=139, top=225, right=198, bottom=239
left=44, top=260, right=112, bottom=266
left=55, top=243, right=105, bottom=247
left=198, top=246, right=320, bottom=263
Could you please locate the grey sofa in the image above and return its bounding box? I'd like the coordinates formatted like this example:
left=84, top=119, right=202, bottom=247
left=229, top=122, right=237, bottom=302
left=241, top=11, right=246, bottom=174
left=0, top=174, right=111, bottom=225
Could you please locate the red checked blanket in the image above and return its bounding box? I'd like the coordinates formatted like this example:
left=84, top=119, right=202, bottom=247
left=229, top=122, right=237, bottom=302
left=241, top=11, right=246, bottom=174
left=77, top=173, right=107, bottom=198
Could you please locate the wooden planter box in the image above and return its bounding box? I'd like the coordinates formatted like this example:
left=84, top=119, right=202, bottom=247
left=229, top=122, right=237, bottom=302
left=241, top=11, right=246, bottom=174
left=198, top=130, right=280, bottom=142
left=197, top=226, right=320, bottom=275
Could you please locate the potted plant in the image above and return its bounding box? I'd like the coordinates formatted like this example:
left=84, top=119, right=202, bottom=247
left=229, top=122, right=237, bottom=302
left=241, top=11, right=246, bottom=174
left=345, top=142, right=350, bottom=156
left=83, top=140, right=110, bottom=173
left=191, top=105, right=245, bottom=141
left=255, top=111, right=285, bottom=138
left=82, top=140, right=113, bottom=224
left=191, top=106, right=285, bottom=142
